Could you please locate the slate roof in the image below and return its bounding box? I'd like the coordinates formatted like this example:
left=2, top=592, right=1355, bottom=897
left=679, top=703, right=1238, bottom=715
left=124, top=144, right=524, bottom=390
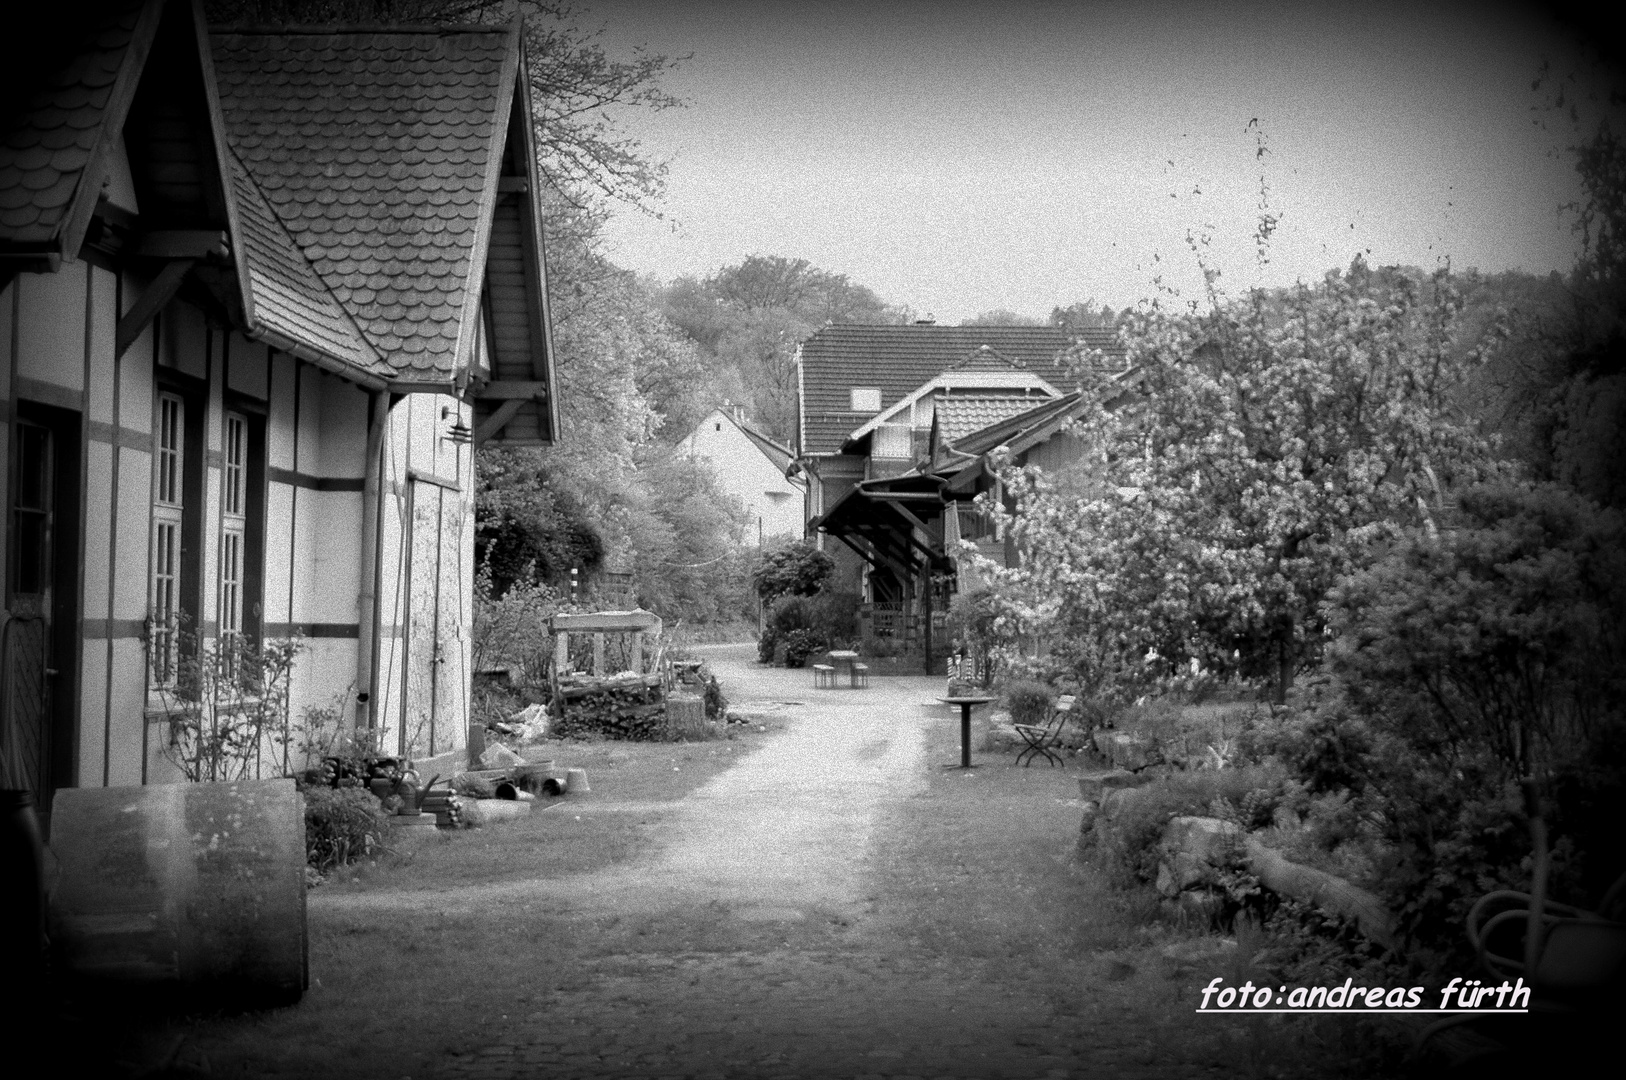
left=0, top=0, right=148, bottom=250
left=227, top=150, right=388, bottom=379
left=210, top=25, right=517, bottom=384
left=797, top=323, right=1124, bottom=456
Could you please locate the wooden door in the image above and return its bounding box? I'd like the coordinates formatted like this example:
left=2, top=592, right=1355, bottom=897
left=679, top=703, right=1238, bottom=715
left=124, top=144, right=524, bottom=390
left=4, top=407, right=81, bottom=808
left=400, top=478, right=444, bottom=757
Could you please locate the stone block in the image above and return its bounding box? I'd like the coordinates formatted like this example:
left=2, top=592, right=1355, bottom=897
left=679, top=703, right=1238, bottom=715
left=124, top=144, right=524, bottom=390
left=1077, top=769, right=1150, bottom=802
left=1161, top=815, right=1244, bottom=864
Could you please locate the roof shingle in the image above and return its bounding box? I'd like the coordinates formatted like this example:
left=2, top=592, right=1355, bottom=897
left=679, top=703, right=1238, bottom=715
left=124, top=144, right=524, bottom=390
left=0, top=1, right=145, bottom=248
left=228, top=149, right=389, bottom=379
left=211, top=26, right=514, bottom=383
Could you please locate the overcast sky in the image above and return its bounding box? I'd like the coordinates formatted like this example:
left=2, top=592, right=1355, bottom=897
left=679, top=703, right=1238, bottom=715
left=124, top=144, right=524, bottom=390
left=585, top=0, right=1595, bottom=324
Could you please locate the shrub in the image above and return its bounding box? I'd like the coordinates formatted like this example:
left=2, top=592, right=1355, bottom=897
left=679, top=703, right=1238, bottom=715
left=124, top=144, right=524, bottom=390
left=1088, top=763, right=1290, bottom=887
left=781, top=628, right=822, bottom=668
left=751, top=539, right=833, bottom=603
left=1322, top=482, right=1626, bottom=967
left=1002, top=680, right=1053, bottom=727
left=303, top=786, right=389, bottom=873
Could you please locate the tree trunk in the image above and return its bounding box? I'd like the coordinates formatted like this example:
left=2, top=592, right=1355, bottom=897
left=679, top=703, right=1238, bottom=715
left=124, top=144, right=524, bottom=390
left=1274, top=626, right=1294, bottom=705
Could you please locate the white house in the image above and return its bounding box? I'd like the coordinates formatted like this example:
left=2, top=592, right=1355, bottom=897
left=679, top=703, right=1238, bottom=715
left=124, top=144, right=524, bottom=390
left=673, top=407, right=806, bottom=545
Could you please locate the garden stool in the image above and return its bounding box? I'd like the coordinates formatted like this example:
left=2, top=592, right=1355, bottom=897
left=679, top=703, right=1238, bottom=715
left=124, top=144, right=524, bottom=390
left=850, top=662, right=871, bottom=688
left=812, top=663, right=836, bottom=688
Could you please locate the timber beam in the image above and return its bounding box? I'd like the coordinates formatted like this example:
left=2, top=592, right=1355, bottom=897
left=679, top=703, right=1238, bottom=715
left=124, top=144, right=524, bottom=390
left=116, top=259, right=194, bottom=357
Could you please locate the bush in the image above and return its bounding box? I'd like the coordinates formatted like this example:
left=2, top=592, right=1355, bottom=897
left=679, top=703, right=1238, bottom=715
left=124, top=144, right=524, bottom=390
left=751, top=539, right=833, bottom=603
left=1322, top=482, right=1626, bottom=967
left=781, top=628, right=822, bottom=668
left=1001, top=680, right=1053, bottom=727
left=303, top=786, right=389, bottom=873
left=1088, top=763, right=1290, bottom=887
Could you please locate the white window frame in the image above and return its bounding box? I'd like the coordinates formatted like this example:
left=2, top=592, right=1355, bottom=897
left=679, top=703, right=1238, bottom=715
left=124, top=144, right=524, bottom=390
left=218, top=411, right=247, bottom=676
left=151, top=392, right=185, bottom=687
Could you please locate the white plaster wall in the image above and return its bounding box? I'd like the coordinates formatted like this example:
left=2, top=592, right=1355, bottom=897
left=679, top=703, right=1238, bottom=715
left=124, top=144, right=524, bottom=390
left=675, top=410, right=806, bottom=544
left=14, top=269, right=86, bottom=390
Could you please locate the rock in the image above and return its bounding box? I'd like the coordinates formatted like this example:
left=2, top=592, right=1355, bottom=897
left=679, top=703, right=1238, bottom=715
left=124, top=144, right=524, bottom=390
left=1168, top=850, right=1212, bottom=891
left=1095, top=730, right=1158, bottom=771
left=1161, top=815, right=1244, bottom=864
left=1272, top=805, right=1302, bottom=831
left=1077, top=769, right=1149, bottom=802
left=1174, top=889, right=1224, bottom=926
left=479, top=742, right=525, bottom=769
left=460, top=798, right=532, bottom=826
left=1156, top=861, right=1180, bottom=898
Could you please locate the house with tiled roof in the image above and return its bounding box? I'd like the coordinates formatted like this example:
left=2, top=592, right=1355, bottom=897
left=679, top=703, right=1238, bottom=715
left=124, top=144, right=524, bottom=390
left=673, top=405, right=806, bottom=545
left=0, top=0, right=559, bottom=812
left=797, top=322, right=1129, bottom=668
left=791, top=322, right=1122, bottom=649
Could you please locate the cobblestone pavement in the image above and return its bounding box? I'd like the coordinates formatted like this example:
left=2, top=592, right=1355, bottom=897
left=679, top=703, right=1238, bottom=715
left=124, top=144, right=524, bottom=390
left=302, top=646, right=1209, bottom=1080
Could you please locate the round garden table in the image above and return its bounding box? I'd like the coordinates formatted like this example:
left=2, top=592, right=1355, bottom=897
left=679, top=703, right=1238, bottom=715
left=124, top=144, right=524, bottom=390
left=938, top=695, right=997, bottom=768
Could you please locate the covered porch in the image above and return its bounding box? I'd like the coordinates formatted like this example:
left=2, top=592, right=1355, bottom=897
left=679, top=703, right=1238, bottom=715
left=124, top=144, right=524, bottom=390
left=811, top=472, right=961, bottom=673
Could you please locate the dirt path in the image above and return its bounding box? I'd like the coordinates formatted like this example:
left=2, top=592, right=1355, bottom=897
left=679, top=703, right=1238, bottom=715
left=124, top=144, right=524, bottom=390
left=181, top=647, right=1226, bottom=1079
left=319, top=645, right=931, bottom=923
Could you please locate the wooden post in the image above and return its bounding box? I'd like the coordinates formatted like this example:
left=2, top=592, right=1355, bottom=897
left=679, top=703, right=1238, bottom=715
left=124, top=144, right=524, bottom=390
left=631, top=631, right=643, bottom=673
left=592, top=632, right=605, bottom=676
left=922, top=567, right=934, bottom=675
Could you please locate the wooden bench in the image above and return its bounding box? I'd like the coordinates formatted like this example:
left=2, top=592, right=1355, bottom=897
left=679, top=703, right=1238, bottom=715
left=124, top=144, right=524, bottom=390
left=812, top=663, right=836, bottom=688
left=849, top=662, right=870, bottom=688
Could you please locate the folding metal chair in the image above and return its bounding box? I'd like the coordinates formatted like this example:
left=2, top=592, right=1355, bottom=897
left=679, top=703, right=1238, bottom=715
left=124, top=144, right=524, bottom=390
left=1014, top=694, right=1075, bottom=767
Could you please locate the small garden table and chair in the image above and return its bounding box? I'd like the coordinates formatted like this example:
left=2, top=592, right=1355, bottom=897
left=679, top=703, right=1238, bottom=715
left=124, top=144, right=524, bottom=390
left=813, top=649, right=869, bottom=688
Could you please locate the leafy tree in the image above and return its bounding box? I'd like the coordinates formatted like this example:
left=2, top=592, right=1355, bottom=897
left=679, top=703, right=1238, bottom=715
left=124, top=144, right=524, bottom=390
left=475, top=450, right=603, bottom=595
left=1049, top=299, right=1123, bottom=329
left=658, top=255, right=900, bottom=444
left=982, top=259, right=1503, bottom=701
left=959, top=309, right=1045, bottom=326
left=750, top=539, right=833, bottom=604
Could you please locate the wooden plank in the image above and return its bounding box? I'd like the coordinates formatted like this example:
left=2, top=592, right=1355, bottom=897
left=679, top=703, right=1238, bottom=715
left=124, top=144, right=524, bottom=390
left=548, top=610, right=663, bottom=632
left=478, top=380, right=547, bottom=399
left=631, top=631, right=643, bottom=673
left=554, top=631, right=568, bottom=674
left=473, top=399, right=523, bottom=444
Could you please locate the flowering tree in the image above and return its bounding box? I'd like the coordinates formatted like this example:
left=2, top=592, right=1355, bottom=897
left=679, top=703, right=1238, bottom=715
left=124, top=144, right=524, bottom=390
left=980, top=259, right=1504, bottom=701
